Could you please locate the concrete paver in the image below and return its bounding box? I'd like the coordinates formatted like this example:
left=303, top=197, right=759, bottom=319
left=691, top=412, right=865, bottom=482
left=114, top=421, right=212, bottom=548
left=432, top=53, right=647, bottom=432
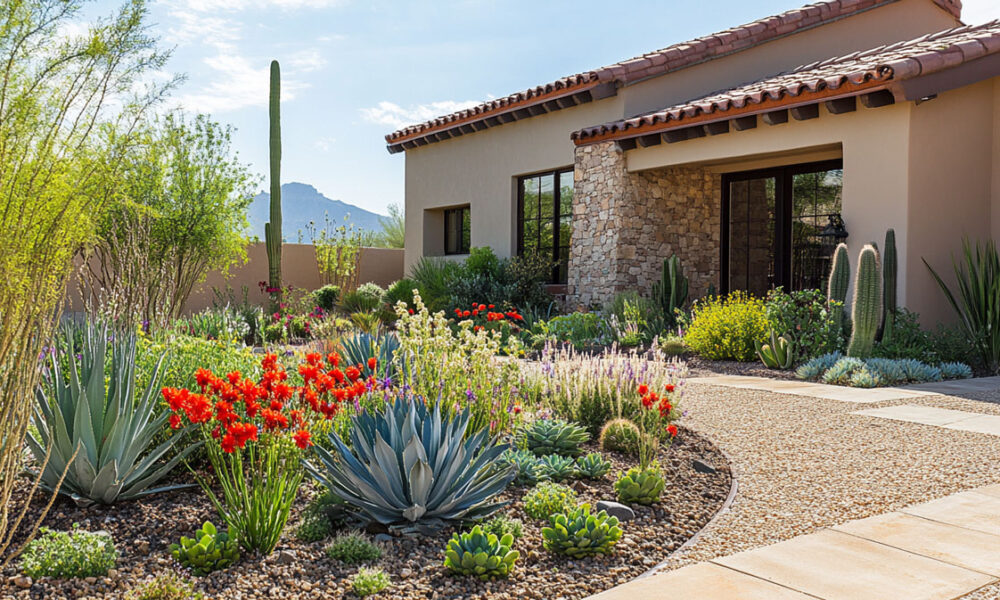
left=587, top=563, right=814, bottom=600
left=902, top=491, right=1000, bottom=537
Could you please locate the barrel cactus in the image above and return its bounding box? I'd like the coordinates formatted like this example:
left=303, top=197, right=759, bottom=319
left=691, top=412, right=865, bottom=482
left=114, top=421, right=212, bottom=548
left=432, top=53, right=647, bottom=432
left=598, top=418, right=641, bottom=456
left=541, top=504, right=623, bottom=557
left=444, top=525, right=519, bottom=580
left=170, top=521, right=240, bottom=576
left=614, top=464, right=665, bottom=505
left=522, top=419, right=589, bottom=457
left=847, top=244, right=882, bottom=358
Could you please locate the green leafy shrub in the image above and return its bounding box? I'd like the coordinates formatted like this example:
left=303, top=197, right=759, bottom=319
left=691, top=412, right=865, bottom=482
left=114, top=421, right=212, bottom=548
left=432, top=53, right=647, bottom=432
left=683, top=291, right=769, bottom=361
left=21, top=525, right=117, bottom=579
left=326, top=532, right=382, bottom=564
left=264, top=322, right=284, bottom=342
left=311, top=284, right=341, bottom=312
left=873, top=309, right=931, bottom=360
left=543, top=312, right=610, bottom=349
left=409, top=257, right=463, bottom=312
left=481, top=514, right=524, bottom=540
left=351, top=567, right=391, bottom=597
left=575, top=453, right=612, bottom=479
left=465, top=246, right=501, bottom=277
left=443, top=525, right=519, bottom=580
left=384, top=278, right=417, bottom=309
left=341, top=287, right=383, bottom=314
left=614, top=465, right=665, bottom=505
left=599, top=419, right=641, bottom=456
left=541, top=504, right=623, bottom=557
left=294, top=492, right=344, bottom=543
left=128, top=573, right=203, bottom=600
left=170, top=521, right=240, bottom=576
left=764, top=288, right=841, bottom=361
left=522, top=419, right=590, bottom=457
left=523, top=482, right=577, bottom=520
left=536, top=454, right=577, bottom=482
left=503, top=449, right=547, bottom=486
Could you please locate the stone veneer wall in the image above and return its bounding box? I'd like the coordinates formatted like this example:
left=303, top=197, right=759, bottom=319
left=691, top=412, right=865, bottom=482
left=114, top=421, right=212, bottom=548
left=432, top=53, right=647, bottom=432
left=566, top=141, right=721, bottom=308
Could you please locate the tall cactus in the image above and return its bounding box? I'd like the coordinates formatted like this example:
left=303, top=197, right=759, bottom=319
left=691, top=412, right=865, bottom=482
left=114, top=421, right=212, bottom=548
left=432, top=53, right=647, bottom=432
left=265, top=59, right=282, bottom=309
left=827, top=243, right=850, bottom=336
left=847, top=244, right=882, bottom=358
left=651, top=254, right=688, bottom=328
left=880, top=228, right=897, bottom=343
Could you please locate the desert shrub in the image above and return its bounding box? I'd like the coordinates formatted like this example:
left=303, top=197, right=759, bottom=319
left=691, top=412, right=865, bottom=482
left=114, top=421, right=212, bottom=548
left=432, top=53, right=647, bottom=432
left=465, top=246, right=501, bottom=277
left=504, top=252, right=555, bottom=310
left=684, top=291, right=769, bottom=361
left=542, top=312, right=611, bottom=349
left=326, top=532, right=383, bottom=564
left=384, top=278, right=417, bottom=309
left=874, top=309, right=932, bottom=361
left=294, top=492, right=345, bottom=543
left=481, top=514, right=524, bottom=540
left=523, top=482, right=577, bottom=520
left=21, top=525, right=118, bottom=579
left=409, top=257, right=463, bottom=312
left=311, top=284, right=341, bottom=312
left=929, top=324, right=979, bottom=367
left=764, top=288, right=841, bottom=360
left=127, top=573, right=203, bottom=600
left=341, top=284, right=385, bottom=314
left=351, top=567, right=391, bottom=597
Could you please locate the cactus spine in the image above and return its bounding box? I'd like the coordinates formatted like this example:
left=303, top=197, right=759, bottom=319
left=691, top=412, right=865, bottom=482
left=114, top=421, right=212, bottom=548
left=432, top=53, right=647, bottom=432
left=265, top=59, right=282, bottom=309
left=651, top=254, right=688, bottom=328
left=847, top=244, right=882, bottom=358
left=881, top=228, right=897, bottom=343
left=828, top=243, right=850, bottom=335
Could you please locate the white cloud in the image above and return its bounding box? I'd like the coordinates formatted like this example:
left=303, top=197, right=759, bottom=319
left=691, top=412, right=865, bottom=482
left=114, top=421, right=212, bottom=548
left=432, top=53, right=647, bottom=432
left=288, top=49, right=327, bottom=72
left=167, top=0, right=347, bottom=12
left=174, top=53, right=307, bottom=114
left=359, top=100, right=486, bottom=129
left=314, top=136, right=336, bottom=151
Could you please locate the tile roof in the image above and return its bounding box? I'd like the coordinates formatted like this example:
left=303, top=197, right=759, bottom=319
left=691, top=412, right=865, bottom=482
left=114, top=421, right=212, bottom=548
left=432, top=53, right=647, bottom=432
left=572, top=19, right=1000, bottom=144
left=386, top=0, right=962, bottom=148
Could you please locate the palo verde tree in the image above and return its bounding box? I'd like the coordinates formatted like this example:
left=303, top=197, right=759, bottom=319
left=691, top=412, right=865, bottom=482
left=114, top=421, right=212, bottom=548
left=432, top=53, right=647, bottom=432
left=0, top=0, right=174, bottom=559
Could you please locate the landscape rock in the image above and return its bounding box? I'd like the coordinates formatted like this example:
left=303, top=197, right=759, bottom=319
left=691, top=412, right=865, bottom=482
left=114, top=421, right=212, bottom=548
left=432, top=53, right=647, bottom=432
left=692, top=459, right=716, bottom=473
left=596, top=501, right=636, bottom=522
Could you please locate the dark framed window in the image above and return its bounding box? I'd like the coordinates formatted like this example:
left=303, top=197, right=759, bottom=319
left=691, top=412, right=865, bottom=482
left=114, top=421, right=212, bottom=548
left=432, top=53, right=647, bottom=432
left=517, top=168, right=573, bottom=283
left=721, top=159, right=843, bottom=296
left=444, top=206, right=470, bottom=255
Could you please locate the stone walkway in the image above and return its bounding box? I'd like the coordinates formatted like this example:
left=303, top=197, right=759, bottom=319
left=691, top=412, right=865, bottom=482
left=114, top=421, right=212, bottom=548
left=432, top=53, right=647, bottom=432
left=592, top=485, right=1000, bottom=600
left=685, top=374, right=938, bottom=403
left=855, top=404, right=1000, bottom=436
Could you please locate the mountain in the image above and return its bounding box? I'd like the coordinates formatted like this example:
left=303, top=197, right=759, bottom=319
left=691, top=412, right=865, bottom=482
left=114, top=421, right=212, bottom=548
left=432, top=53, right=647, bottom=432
left=247, top=182, right=385, bottom=243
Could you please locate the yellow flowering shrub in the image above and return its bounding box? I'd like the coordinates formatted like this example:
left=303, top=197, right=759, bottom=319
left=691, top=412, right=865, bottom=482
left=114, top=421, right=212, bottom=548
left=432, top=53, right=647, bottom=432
left=684, top=292, right=769, bottom=362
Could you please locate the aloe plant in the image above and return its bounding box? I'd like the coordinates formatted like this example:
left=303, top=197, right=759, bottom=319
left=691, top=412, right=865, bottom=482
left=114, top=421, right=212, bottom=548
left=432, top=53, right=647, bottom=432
left=755, top=330, right=794, bottom=369
left=305, top=394, right=515, bottom=533
left=27, top=319, right=198, bottom=506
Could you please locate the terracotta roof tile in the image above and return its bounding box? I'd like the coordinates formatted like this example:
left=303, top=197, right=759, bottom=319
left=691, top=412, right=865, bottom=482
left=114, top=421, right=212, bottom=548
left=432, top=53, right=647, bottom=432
left=572, top=20, right=999, bottom=143
left=386, top=0, right=962, bottom=147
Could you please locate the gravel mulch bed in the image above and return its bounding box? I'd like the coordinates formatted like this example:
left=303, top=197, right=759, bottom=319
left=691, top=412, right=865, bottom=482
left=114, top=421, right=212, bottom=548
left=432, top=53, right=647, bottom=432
left=653, top=380, right=1000, bottom=578
left=684, top=356, right=798, bottom=380
left=0, top=429, right=730, bottom=600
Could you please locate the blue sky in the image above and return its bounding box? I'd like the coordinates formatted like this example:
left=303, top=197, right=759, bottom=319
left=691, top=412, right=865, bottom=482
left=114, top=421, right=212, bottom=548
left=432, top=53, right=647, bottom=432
left=89, top=0, right=997, bottom=216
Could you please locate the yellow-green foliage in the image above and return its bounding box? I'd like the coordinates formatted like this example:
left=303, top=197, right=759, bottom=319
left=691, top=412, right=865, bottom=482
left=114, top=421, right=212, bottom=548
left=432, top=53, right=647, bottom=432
left=684, top=292, right=770, bottom=362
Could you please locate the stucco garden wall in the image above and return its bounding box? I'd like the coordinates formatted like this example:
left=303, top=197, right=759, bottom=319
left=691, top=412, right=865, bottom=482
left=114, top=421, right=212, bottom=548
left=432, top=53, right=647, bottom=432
left=566, top=141, right=720, bottom=308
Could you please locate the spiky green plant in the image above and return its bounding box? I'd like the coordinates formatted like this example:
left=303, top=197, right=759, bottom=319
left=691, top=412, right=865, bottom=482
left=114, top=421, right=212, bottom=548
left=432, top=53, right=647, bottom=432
left=28, top=320, right=198, bottom=505
left=443, top=525, right=519, bottom=580
left=614, top=464, right=664, bottom=505
left=575, top=453, right=612, bottom=480
left=924, top=239, right=1000, bottom=374
left=170, top=521, right=240, bottom=576
left=847, top=245, right=882, bottom=358
left=755, top=329, right=795, bottom=369
left=503, top=449, right=547, bottom=486
left=828, top=243, right=850, bottom=336
left=536, top=454, right=577, bottom=483
left=265, top=59, right=282, bottom=310
left=598, top=419, right=641, bottom=456
left=795, top=351, right=842, bottom=380
left=339, top=331, right=400, bottom=379
left=651, top=254, right=688, bottom=328
left=881, top=229, right=898, bottom=343
left=305, top=395, right=515, bottom=533
left=521, top=419, right=590, bottom=457
left=541, top=504, right=622, bottom=557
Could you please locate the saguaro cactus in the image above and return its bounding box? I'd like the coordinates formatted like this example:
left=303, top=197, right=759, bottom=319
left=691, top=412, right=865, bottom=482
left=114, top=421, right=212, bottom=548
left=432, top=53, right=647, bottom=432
left=847, top=244, right=882, bottom=358
left=827, top=243, right=850, bottom=335
left=651, top=255, right=688, bottom=328
left=265, top=60, right=282, bottom=308
left=881, top=228, right=898, bottom=342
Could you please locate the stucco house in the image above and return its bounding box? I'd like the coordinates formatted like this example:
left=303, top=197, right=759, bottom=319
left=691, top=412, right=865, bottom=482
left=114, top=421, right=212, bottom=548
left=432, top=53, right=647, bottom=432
left=386, top=0, right=1000, bottom=324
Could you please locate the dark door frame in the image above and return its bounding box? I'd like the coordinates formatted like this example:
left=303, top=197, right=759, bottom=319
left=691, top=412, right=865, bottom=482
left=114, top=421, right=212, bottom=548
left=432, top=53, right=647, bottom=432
left=720, top=158, right=843, bottom=295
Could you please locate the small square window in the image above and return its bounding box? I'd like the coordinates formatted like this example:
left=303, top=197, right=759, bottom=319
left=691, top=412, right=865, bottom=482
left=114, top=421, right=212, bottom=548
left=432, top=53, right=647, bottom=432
left=444, top=206, right=470, bottom=255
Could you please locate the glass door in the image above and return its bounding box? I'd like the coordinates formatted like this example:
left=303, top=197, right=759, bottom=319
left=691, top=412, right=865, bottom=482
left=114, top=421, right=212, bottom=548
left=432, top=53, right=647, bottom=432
left=726, top=175, right=778, bottom=298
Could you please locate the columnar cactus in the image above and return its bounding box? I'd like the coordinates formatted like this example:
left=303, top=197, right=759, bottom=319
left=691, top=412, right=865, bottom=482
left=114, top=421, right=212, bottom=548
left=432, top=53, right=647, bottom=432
left=881, top=228, right=897, bottom=342
left=847, top=244, right=882, bottom=358
left=265, top=59, right=282, bottom=308
left=651, top=254, right=688, bottom=328
left=828, top=243, right=850, bottom=336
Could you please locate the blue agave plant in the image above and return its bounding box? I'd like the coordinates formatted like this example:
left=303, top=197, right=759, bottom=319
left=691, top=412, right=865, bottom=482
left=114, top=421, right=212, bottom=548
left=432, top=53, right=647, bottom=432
left=305, top=394, right=515, bottom=533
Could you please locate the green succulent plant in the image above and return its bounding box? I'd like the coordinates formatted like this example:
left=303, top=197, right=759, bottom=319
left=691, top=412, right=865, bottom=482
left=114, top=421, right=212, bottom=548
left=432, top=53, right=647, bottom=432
left=536, top=454, right=577, bottom=482
left=503, top=448, right=547, bottom=486
left=305, top=395, right=515, bottom=534
left=481, top=514, right=523, bottom=540
left=614, top=464, right=665, bottom=505
left=521, top=419, right=590, bottom=457
left=28, top=319, right=198, bottom=506
left=575, top=453, right=612, bottom=480
left=756, top=329, right=795, bottom=370
left=523, top=481, right=577, bottom=520
left=541, top=504, right=623, bottom=557
left=598, top=419, right=641, bottom=456
left=170, top=521, right=240, bottom=576
left=443, top=525, right=519, bottom=580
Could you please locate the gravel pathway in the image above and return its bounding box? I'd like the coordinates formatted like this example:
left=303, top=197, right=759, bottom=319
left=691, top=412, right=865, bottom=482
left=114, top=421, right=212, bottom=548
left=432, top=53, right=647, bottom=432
left=653, top=380, right=1000, bottom=578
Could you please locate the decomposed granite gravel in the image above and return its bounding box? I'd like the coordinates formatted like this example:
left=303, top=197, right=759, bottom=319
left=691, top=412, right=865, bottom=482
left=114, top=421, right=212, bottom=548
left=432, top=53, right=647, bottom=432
left=650, top=380, right=1000, bottom=582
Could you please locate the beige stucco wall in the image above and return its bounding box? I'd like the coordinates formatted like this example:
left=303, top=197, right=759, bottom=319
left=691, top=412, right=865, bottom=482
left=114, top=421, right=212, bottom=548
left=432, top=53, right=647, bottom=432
left=400, top=0, right=959, bottom=276
left=66, top=243, right=404, bottom=315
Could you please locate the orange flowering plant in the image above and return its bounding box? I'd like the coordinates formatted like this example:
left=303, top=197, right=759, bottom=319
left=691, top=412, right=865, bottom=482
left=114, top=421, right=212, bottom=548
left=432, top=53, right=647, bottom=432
left=162, top=351, right=377, bottom=553
left=633, top=381, right=681, bottom=468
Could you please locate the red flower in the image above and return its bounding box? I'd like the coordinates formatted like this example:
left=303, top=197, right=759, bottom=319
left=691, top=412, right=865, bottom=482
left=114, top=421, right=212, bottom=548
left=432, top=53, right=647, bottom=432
left=367, top=357, right=377, bottom=371
left=478, top=304, right=486, bottom=311
left=462, top=310, right=471, bottom=318
left=488, top=304, right=495, bottom=309
left=345, top=366, right=361, bottom=381
left=408, top=309, right=414, bottom=314
left=667, top=424, right=678, bottom=437
left=664, top=384, right=675, bottom=392
left=293, top=429, right=312, bottom=450
left=637, top=384, right=649, bottom=396
left=220, top=434, right=236, bottom=453
left=169, top=414, right=182, bottom=429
